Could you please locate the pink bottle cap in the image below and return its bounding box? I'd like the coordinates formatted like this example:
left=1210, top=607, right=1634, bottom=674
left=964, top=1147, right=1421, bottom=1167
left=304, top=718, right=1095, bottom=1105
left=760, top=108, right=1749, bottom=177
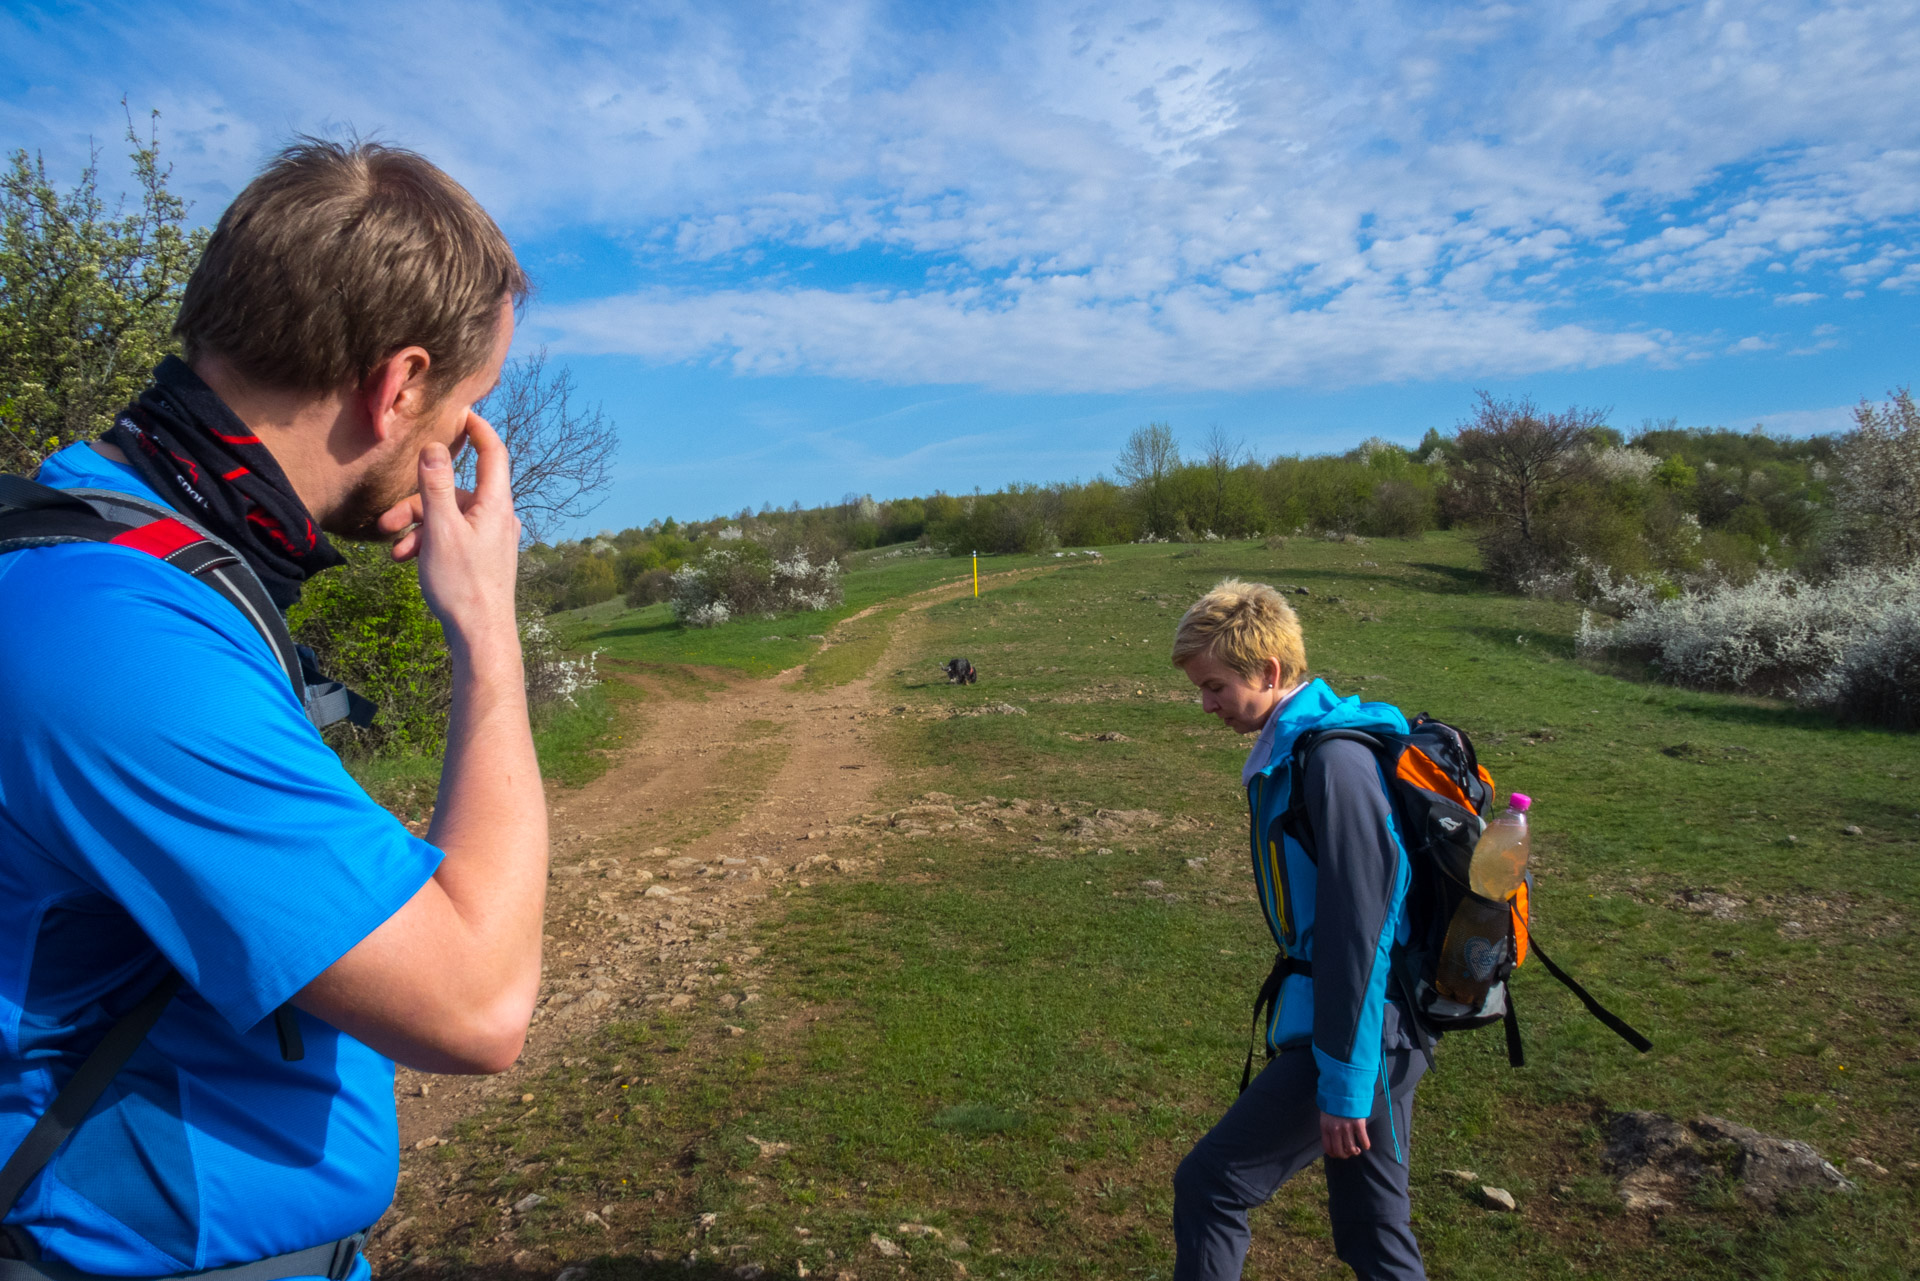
left=1508, top=793, right=1532, bottom=811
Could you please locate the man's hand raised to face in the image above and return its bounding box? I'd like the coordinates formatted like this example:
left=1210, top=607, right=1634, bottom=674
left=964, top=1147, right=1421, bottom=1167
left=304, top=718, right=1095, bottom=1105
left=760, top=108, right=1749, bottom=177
left=377, top=411, right=521, bottom=656
left=297, top=413, right=548, bottom=1075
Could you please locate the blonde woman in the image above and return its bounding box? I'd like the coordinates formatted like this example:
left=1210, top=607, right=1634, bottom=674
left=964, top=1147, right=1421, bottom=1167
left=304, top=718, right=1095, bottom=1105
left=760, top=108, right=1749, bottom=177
left=1170, top=580, right=1429, bottom=1281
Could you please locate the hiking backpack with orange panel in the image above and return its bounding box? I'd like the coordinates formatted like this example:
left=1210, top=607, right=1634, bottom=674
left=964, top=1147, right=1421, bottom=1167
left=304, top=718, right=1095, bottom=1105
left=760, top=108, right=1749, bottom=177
left=1278, top=714, right=1651, bottom=1070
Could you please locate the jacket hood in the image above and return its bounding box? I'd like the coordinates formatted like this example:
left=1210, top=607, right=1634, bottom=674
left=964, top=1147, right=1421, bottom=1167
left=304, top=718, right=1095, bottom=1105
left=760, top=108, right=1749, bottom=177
left=1245, top=678, right=1409, bottom=783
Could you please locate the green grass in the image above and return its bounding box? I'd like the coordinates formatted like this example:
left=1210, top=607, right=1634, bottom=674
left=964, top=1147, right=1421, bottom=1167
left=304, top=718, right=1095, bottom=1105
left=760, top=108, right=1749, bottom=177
left=533, top=678, right=643, bottom=788
left=396, top=534, right=1920, bottom=1279
left=791, top=604, right=906, bottom=690
left=556, top=550, right=1063, bottom=675
left=349, top=677, right=636, bottom=811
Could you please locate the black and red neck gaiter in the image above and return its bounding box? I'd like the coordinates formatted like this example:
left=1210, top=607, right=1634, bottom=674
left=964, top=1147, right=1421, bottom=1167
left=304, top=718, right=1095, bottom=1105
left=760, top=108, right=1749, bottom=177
left=103, top=356, right=344, bottom=610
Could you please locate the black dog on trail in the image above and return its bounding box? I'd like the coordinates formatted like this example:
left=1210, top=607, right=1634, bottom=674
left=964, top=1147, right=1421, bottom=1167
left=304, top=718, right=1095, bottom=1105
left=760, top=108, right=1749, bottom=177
left=944, top=657, right=978, bottom=685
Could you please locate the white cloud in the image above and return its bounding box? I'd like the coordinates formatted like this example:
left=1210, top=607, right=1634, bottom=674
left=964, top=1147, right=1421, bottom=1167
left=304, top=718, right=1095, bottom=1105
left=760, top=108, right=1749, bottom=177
left=1880, top=263, right=1920, bottom=290
left=5, top=0, right=1918, bottom=392
left=538, top=282, right=1661, bottom=393
left=1752, top=405, right=1859, bottom=435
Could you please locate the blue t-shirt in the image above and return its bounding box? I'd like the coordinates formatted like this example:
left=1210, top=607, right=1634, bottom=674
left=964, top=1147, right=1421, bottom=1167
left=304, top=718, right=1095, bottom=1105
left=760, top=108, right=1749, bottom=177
left=0, top=444, right=443, bottom=1275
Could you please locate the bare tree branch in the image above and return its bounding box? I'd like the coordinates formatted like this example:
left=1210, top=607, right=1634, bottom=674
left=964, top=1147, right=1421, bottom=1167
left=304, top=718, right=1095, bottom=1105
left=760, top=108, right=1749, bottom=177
left=1201, top=424, right=1248, bottom=533
left=467, top=347, right=619, bottom=543
left=1452, top=392, right=1604, bottom=543
left=1116, top=422, right=1181, bottom=537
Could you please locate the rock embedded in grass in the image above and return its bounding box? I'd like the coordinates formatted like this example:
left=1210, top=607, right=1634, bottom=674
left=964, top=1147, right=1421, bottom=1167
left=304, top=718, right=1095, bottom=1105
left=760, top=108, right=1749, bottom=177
left=1606, top=1112, right=1854, bottom=1210
left=1479, top=1186, right=1516, bottom=1212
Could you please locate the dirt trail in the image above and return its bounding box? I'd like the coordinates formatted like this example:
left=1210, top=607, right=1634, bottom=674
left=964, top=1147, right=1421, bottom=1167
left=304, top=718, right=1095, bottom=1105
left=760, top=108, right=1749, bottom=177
left=390, top=569, right=1028, bottom=1148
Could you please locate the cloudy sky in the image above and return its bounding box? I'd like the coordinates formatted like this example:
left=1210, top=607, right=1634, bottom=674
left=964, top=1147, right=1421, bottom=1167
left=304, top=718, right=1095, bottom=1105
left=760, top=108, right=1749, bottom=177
left=6, top=1, right=1918, bottom=529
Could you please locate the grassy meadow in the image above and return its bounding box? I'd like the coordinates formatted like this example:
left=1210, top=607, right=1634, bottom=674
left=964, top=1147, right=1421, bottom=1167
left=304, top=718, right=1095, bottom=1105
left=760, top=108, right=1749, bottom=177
left=557, top=550, right=999, bottom=676
left=412, top=533, right=1919, bottom=1280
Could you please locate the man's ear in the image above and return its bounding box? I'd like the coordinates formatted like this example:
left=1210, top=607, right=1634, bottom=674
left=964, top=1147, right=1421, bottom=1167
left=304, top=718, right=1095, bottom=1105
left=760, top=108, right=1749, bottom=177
left=358, top=347, right=433, bottom=442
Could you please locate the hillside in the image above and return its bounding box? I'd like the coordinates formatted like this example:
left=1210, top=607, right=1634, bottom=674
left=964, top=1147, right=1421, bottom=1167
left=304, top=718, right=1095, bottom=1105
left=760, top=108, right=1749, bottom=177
left=372, top=533, right=1919, bottom=1280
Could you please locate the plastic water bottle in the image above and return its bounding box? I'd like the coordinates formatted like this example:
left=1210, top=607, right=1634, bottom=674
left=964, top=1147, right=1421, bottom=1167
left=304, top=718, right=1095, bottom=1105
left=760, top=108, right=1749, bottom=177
left=1468, top=793, right=1532, bottom=900
left=1434, top=896, right=1509, bottom=1007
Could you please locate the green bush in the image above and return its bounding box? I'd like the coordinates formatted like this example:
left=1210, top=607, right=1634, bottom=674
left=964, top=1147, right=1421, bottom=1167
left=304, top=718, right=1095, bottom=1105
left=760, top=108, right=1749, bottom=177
left=625, top=566, right=674, bottom=607
left=560, top=553, right=619, bottom=610
left=1, top=114, right=206, bottom=474
left=289, top=543, right=452, bottom=757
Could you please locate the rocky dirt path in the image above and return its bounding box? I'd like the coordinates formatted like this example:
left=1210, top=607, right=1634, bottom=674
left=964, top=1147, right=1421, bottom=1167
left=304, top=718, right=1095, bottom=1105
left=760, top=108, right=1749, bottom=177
left=387, top=571, right=1016, bottom=1153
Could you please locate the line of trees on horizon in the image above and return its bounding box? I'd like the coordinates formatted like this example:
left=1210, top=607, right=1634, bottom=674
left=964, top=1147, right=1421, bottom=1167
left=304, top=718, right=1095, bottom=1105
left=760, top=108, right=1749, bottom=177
left=524, top=397, right=1870, bottom=614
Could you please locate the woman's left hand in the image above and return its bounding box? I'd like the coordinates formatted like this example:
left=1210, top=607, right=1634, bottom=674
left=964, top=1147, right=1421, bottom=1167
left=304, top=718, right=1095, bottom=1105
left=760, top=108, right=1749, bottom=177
left=1320, top=1111, right=1371, bottom=1160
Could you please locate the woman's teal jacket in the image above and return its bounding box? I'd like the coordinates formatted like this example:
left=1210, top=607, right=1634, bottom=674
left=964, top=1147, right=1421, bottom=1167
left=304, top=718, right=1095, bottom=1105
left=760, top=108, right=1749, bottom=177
left=1243, top=679, right=1413, bottom=1118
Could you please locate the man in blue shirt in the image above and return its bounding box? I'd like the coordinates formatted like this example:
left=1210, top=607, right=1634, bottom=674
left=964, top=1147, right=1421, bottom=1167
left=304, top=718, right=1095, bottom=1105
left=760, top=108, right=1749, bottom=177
left=0, top=141, right=547, bottom=1278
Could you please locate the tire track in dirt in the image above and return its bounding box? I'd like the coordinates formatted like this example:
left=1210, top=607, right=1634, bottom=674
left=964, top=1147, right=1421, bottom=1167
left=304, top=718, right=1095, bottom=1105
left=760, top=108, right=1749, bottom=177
left=390, top=567, right=1058, bottom=1148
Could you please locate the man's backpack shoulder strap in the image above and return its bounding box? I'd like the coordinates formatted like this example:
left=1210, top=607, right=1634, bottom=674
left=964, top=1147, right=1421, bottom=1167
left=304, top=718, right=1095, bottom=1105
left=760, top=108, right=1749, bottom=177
left=0, top=477, right=371, bottom=730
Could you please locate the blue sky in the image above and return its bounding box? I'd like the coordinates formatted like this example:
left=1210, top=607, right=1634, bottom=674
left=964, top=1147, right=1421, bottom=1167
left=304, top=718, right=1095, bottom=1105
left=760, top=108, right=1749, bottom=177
left=6, top=0, right=1918, bottom=532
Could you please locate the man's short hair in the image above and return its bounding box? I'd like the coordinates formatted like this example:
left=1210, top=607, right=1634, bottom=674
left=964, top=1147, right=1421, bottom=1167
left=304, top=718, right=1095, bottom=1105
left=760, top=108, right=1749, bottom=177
left=175, top=139, right=529, bottom=398
left=1171, top=578, right=1306, bottom=685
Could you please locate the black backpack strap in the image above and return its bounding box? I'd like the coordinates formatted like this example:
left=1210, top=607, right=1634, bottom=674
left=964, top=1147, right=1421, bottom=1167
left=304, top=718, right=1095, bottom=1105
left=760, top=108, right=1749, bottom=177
left=1525, top=935, right=1652, bottom=1053
left=271, top=1006, right=304, bottom=1063
left=295, top=647, right=376, bottom=731
left=0, top=479, right=132, bottom=553
left=1503, top=991, right=1525, bottom=1067
left=0, top=1229, right=370, bottom=1280
left=1279, top=729, right=1390, bottom=863
left=0, top=476, right=101, bottom=517
left=1390, top=954, right=1438, bottom=1073
left=1240, top=955, right=1312, bottom=1093
left=0, top=973, right=182, bottom=1219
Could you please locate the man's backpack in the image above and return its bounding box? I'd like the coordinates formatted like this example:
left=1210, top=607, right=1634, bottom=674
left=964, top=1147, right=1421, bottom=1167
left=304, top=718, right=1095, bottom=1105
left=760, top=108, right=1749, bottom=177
left=1248, top=713, right=1650, bottom=1085
left=0, top=473, right=377, bottom=1257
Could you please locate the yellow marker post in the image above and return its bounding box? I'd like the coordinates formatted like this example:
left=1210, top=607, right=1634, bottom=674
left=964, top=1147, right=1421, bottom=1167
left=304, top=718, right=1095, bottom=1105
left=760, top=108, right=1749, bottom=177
left=972, top=550, right=979, bottom=598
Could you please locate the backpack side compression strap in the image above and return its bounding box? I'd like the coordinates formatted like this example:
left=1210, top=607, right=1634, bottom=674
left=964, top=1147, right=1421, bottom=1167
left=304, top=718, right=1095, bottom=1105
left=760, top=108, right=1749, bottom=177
left=0, top=974, right=182, bottom=1218
left=1240, top=955, right=1313, bottom=1093
left=1524, top=936, right=1653, bottom=1054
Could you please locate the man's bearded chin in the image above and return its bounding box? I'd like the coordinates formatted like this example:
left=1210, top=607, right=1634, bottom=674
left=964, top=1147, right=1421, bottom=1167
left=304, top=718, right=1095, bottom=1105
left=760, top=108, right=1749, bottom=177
left=323, top=447, right=426, bottom=542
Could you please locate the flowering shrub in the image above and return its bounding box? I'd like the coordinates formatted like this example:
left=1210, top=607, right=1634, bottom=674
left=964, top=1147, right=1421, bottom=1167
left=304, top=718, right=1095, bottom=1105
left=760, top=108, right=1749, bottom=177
left=1588, top=445, right=1661, bottom=483
left=1831, top=388, right=1920, bottom=570
left=521, top=612, right=599, bottom=713
left=1578, top=564, right=1920, bottom=727
left=1800, top=593, right=1920, bottom=729
left=670, top=544, right=843, bottom=627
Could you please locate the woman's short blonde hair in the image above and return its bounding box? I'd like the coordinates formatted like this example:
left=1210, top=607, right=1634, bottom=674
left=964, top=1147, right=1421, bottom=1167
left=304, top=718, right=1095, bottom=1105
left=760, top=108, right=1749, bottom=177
left=1171, top=579, right=1306, bottom=685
